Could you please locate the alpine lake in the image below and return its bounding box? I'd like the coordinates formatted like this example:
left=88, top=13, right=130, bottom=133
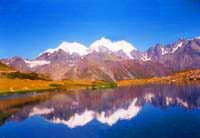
left=0, top=83, right=200, bottom=138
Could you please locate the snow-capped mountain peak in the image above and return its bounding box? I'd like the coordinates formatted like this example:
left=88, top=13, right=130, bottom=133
left=39, top=38, right=137, bottom=59
left=58, top=42, right=89, bottom=55
left=39, top=41, right=89, bottom=56
left=113, top=40, right=136, bottom=58
left=89, top=37, right=136, bottom=58
left=89, top=37, right=113, bottom=51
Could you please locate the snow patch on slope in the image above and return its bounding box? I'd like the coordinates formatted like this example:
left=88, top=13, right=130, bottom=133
left=171, top=42, right=183, bottom=53
left=141, top=53, right=151, bottom=61
left=25, top=60, right=50, bottom=68
left=161, top=47, right=169, bottom=55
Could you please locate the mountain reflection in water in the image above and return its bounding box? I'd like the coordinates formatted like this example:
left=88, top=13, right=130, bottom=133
left=0, top=83, right=200, bottom=128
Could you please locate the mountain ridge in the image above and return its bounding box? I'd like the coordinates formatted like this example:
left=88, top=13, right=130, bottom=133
left=1, top=36, right=200, bottom=81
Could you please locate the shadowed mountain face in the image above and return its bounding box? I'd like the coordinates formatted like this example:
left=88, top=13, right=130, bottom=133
left=1, top=37, right=200, bottom=81
left=143, top=38, right=200, bottom=71
left=0, top=83, right=200, bottom=127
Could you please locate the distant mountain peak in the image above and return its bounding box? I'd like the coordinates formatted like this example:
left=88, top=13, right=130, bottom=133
left=39, top=41, right=89, bottom=56
left=99, top=37, right=112, bottom=43
left=89, top=37, right=136, bottom=59
left=90, top=37, right=112, bottom=50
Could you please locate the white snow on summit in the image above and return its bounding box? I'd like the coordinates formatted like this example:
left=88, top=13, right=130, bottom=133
left=39, top=37, right=137, bottom=59
left=40, top=42, right=89, bottom=56
left=89, top=37, right=136, bottom=59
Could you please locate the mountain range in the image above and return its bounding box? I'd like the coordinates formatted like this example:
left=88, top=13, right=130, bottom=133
left=1, top=37, right=200, bottom=81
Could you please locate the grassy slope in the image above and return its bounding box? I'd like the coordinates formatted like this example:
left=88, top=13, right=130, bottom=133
left=0, top=77, right=117, bottom=95
left=0, top=62, right=52, bottom=94
left=0, top=78, right=54, bottom=93
left=0, top=62, right=14, bottom=72
left=118, top=69, right=200, bottom=86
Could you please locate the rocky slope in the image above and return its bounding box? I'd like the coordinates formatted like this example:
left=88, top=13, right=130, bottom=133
left=62, top=53, right=172, bottom=81
left=140, top=37, right=200, bottom=70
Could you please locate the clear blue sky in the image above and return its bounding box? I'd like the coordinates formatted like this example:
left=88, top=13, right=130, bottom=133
left=0, top=0, right=200, bottom=59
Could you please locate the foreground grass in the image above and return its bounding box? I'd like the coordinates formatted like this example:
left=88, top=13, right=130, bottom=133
left=0, top=78, right=117, bottom=95
left=0, top=78, right=54, bottom=94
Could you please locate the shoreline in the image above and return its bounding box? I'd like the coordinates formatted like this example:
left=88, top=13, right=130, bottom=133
left=0, top=79, right=117, bottom=96
left=0, top=69, right=199, bottom=96
left=0, top=79, right=199, bottom=97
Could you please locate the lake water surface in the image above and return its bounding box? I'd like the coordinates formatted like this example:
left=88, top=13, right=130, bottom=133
left=0, top=83, right=200, bottom=138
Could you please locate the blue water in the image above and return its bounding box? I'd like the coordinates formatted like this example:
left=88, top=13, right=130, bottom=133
left=0, top=84, right=200, bottom=138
